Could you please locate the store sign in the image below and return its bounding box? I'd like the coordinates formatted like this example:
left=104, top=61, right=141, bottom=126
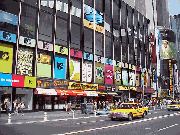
left=118, top=86, right=129, bottom=90
left=95, top=62, right=104, bottom=83
left=105, top=64, right=113, bottom=84
left=24, top=76, right=36, bottom=88
left=95, top=55, right=104, bottom=63
left=85, top=91, right=98, bottom=96
left=98, top=85, right=106, bottom=90
left=38, top=41, right=53, bottom=51
left=55, top=45, right=68, bottom=55
left=0, top=10, right=18, bottom=25
left=68, top=82, right=98, bottom=90
left=105, top=58, right=113, bottom=65
left=0, top=73, right=12, bottom=86
left=70, top=49, right=82, bottom=58
left=54, top=56, right=66, bottom=79
left=37, top=78, right=68, bottom=89
left=12, top=75, right=24, bottom=87
left=0, top=30, right=16, bottom=43
left=84, top=52, right=93, bottom=61
left=19, top=36, right=35, bottom=47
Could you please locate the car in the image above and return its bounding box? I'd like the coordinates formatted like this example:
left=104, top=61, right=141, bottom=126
left=108, top=103, right=147, bottom=121
left=96, top=110, right=110, bottom=115
left=167, top=101, right=180, bottom=111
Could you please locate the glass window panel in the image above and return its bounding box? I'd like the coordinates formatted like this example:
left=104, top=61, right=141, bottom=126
left=129, top=44, right=134, bottom=64
left=20, top=4, right=36, bottom=38
left=71, top=0, right=81, bottom=24
left=105, top=0, right=111, bottom=32
left=122, top=43, right=128, bottom=63
left=95, top=0, right=103, bottom=12
left=39, top=11, right=53, bottom=42
left=121, top=1, right=127, bottom=29
left=71, top=23, right=80, bottom=49
left=114, top=38, right=121, bottom=61
left=56, top=17, right=67, bottom=46
left=22, top=0, right=38, bottom=7
left=95, top=32, right=104, bottom=56
left=57, top=0, right=68, bottom=19
left=105, top=36, right=112, bottom=59
left=84, top=27, right=93, bottom=53
left=85, top=0, right=93, bottom=7
left=0, top=0, right=19, bottom=15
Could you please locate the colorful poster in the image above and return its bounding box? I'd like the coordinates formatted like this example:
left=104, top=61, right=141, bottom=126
left=86, top=64, right=92, bottom=82
left=84, top=52, right=93, bottom=61
left=38, top=41, right=53, bottom=51
left=0, top=73, right=12, bottom=86
left=0, top=10, right=18, bottom=25
left=0, top=30, right=16, bottom=43
left=55, top=45, right=68, bottom=55
left=122, top=69, right=128, bottom=86
left=0, top=43, right=13, bottom=73
left=24, top=76, right=36, bottom=88
left=19, top=36, right=35, bottom=47
left=69, top=58, right=80, bottom=81
left=54, top=56, right=66, bottom=79
left=82, top=63, right=87, bottom=82
left=114, top=66, right=121, bottom=85
left=141, top=73, right=144, bottom=87
left=70, top=49, right=82, bottom=58
left=161, top=40, right=177, bottom=60
left=17, top=47, right=33, bottom=76
left=95, top=62, right=104, bottom=83
left=136, top=73, right=140, bottom=86
left=12, top=75, right=24, bottom=87
left=105, top=64, right=113, bottom=84
left=37, top=53, right=51, bottom=77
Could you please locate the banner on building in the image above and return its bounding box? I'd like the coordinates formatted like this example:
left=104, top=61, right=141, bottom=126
left=122, top=69, right=128, bottom=86
left=70, top=49, right=82, bottom=58
left=0, top=10, right=18, bottom=25
left=19, top=36, right=35, bottom=47
left=0, top=73, right=12, bottom=86
left=24, top=76, right=36, bottom=88
left=82, top=63, right=92, bottom=82
left=114, top=66, right=121, bottom=85
left=69, top=58, right=80, bottom=81
left=95, top=62, right=104, bottom=83
left=38, top=41, right=53, bottom=51
left=0, top=30, right=16, bottom=43
left=12, top=75, right=24, bottom=87
left=68, top=82, right=98, bottom=90
left=55, top=45, right=68, bottom=55
left=105, top=64, right=113, bottom=84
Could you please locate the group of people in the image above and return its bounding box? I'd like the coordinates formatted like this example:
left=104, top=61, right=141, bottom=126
left=4, top=100, right=25, bottom=116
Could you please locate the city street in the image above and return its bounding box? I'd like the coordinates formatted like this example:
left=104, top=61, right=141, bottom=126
left=1, top=108, right=180, bottom=135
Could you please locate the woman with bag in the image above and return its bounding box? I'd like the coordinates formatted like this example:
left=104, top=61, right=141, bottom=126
left=19, top=101, right=25, bottom=116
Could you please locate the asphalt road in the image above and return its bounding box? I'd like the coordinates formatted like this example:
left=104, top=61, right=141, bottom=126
left=0, top=109, right=180, bottom=135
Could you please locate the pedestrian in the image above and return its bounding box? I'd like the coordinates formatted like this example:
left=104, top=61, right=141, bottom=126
left=19, top=101, right=25, bottom=116
left=68, top=101, right=72, bottom=114
left=98, top=101, right=101, bottom=110
left=6, top=100, right=11, bottom=115
left=13, top=100, right=18, bottom=115
left=115, top=101, right=118, bottom=109
left=102, top=101, right=105, bottom=110
left=64, top=101, right=67, bottom=112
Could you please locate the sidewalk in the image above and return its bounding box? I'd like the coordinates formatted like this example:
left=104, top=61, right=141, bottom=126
left=0, top=110, right=105, bottom=125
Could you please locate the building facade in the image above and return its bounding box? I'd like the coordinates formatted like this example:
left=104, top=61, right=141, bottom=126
left=0, top=0, right=152, bottom=112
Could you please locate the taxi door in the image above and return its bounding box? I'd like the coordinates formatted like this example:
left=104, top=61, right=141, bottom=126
left=133, top=104, right=139, bottom=117
left=138, top=104, right=144, bottom=116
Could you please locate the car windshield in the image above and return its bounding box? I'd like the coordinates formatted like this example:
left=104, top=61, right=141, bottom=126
left=171, top=102, right=180, bottom=104
left=118, top=104, right=134, bottom=109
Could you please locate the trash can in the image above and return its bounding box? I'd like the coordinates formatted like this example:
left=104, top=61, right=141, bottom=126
left=85, top=103, right=94, bottom=114
left=80, top=103, right=86, bottom=114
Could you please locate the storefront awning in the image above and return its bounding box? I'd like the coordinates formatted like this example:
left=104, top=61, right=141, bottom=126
left=34, top=88, right=57, bottom=95
left=55, top=89, right=72, bottom=96
left=71, top=90, right=86, bottom=96
left=85, top=91, right=98, bottom=96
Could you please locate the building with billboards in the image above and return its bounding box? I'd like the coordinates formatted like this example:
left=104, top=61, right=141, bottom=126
left=0, top=0, right=151, bottom=112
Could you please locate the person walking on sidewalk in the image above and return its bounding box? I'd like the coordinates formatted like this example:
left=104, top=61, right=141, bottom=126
left=19, top=101, right=25, bottom=116
left=13, top=100, right=18, bottom=115
left=6, top=100, right=11, bottom=115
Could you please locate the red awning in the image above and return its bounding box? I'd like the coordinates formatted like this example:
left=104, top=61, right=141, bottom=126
left=71, top=90, right=86, bottom=96
left=55, top=89, right=73, bottom=96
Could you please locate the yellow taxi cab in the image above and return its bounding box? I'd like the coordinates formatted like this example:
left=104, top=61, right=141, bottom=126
left=108, top=102, right=148, bottom=121
left=167, top=101, right=180, bottom=111
left=139, top=103, right=149, bottom=115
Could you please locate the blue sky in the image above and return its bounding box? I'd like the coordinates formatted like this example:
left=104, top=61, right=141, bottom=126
left=168, top=0, right=180, bottom=15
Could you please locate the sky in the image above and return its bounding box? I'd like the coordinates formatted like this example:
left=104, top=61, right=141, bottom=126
left=168, top=0, right=180, bottom=15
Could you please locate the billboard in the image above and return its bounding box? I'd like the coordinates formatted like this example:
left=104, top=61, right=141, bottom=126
left=0, top=73, right=12, bottom=86
left=129, top=71, right=135, bottom=86
left=161, top=40, right=177, bottom=60
left=0, top=43, right=13, bottom=73
left=17, top=47, right=33, bottom=76
left=136, top=73, right=140, bottom=86
left=84, top=52, right=93, bottom=61
left=82, top=62, right=92, bottom=82
left=55, top=45, right=68, bottom=55
left=0, top=10, right=18, bottom=25
left=38, top=41, right=53, bottom=51
left=122, top=69, right=128, bottom=86
left=95, top=62, right=104, bottom=83
left=0, top=30, right=16, bottom=43
left=114, top=66, right=121, bottom=85
left=37, top=53, right=51, bottom=77
left=70, top=49, right=82, bottom=58
left=19, top=36, right=35, bottom=47
left=105, top=64, right=113, bottom=84
left=69, top=58, right=80, bottom=81
left=54, top=56, right=67, bottom=79
left=12, top=74, right=24, bottom=87
left=24, top=76, right=36, bottom=88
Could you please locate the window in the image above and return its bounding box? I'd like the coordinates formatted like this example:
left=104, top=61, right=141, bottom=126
left=22, top=0, right=38, bottom=7
left=95, top=32, right=104, bottom=56
left=95, top=0, right=103, bottom=12
left=114, top=38, right=121, bottom=61
left=122, top=43, right=128, bottom=63
left=129, top=44, right=134, bottom=64
left=105, top=0, right=111, bottom=33
left=56, top=17, right=67, bottom=46
left=121, top=1, right=127, bottom=43
left=127, top=5, right=133, bottom=44
left=105, top=36, right=112, bottom=59
left=71, top=23, right=80, bottom=49
left=57, top=0, right=68, bottom=19
left=113, top=0, right=120, bottom=38
left=71, top=0, right=81, bottom=24
left=20, top=3, right=36, bottom=38
left=39, top=11, right=53, bottom=42
left=84, top=27, right=93, bottom=53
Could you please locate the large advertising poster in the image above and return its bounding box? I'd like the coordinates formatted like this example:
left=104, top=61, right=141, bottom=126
left=141, top=73, right=144, bottom=87
left=24, top=76, right=36, bottom=88
left=122, top=69, right=128, bottom=86
left=69, top=58, right=80, bottom=81
left=95, top=62, right=104, bottom=83
left=0, top=73, right=12, bottom=86
left=129, top=71, right=135, bottom=86
left=82, top=62, right=92, bottom=83
left=136, top=73, right=140, bottom=86
left=0, top=30, right=16, bottom=43
left=114, top=66, right=121, bottom=85
left=37, top=53, right=51, bottom=77
left=0, top=43, right=13, bottom=73
left=161, top=40, right=177, bottom=60
left=12, top=75, right=24, bottom=87
left=105, top=64, right=113, bottom=84
left=0, top=10, right=18, bottom=25
left=17, top=47, right=33, bottom=76
left=54, top=56, right=67, bottom=79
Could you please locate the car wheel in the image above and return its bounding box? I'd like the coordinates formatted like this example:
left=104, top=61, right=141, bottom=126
left=111, top=118, right=115, bottom=121
left=142, top=113, right=145, bottom=118
left=128, top=113, right=133, bottom=121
